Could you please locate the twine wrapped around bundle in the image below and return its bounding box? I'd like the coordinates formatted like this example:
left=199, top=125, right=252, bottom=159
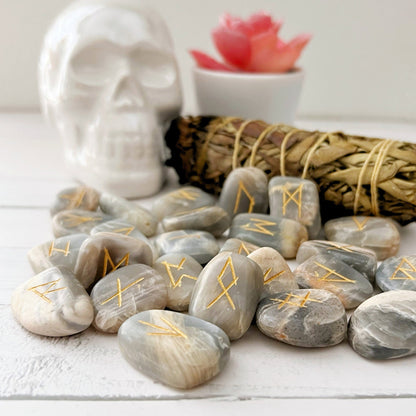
left=164, top=116, right=416, bottom=225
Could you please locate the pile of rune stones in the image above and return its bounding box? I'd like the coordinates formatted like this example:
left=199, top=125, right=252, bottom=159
left=11, top=167, right=416, bottom=389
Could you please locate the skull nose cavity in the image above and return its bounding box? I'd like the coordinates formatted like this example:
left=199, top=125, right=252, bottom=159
left=112, top=76, right=145, bottom=109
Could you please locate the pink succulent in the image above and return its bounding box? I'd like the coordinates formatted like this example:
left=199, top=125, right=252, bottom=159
left=190, top=11, right=311, bottom=73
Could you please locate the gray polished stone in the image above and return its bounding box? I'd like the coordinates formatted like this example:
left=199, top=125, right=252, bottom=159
left=348, top=290, right=416, bottom=359
left=154, top=230, right=220, bottom=264
left=269, top=176, right=321, bottom=239
left=52, top=209, right=112, bottom=237
left=153, top=253, right=203, bottom=311
left=229, top=213, right=308, bottom=259
left=91, top=219, right=148, bottom=241
left=256, top=289, right=347, bottom=347
left=162, top=206, right=230, bottom=237
left=297, top=240, right=377, bottom=282
left=11, top=267, right=94, bottom=337
left=220, top=238, right=260, bottom=256
left=28, top=233, right=89, bottom=275
left=218, top=167, right=268, bottom=217
left=152, top=186, right=216, bottom=220
left=50, top=185, right=100, bottom=216
left=294, top=254, right=373, bottom=309
left=248, top=247, right=298, bottom=298
left=376, top=255, right=416, bottom=292
left=75, top=232, right=153, bottom=289
left=324, top=216, right=400, bottom=260
left=99, top=193, right=158, bottom=237
left=90, top=264, right=167, bottom=333
left=189, top=252, right=263, bottom=340
left=118, top=310, right=230, bottom=389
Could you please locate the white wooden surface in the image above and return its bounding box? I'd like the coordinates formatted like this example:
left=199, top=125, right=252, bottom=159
left=1, top=113, right=416, bottom=413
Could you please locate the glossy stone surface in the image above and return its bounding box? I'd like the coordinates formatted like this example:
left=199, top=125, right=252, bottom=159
left=99, top=193, right=158, bottom=237
left=348, top=290, right=416, bottom=359
left=294, top=254, right=373, bottom=309
left=220, top=238, right=260, bottom=256
left=28, top=233, right=89, bottom=275
left=90, top=264, right=167, bottom=333
left=248, top=247, right=298, bottom=298
left=11, top=267, right=93, bottom=337
left=153, top=253, right=202, bottom=311
left=324, top=216, right=400, bottom=260
left=91, top=219, right=149, bottom=242
left=162, top=206, right=230, bottom=237
left=269, top=176, right=321, bottom=239
left=154, top=230, right=220, bottom=264
left=152, top=186, right=216, bottom=220
left=229, top=213, right=308, bottom=258
left=189, top=252, right=263, bottom=340
left=118, top=310, right=230, bottom=389
left=50, top=186, right=100, bottom=216
left=257, top=289, right=347, bottom=347
left=75, top=232, right=153, bottom=288
left=218, top=167, right=268, bottom=217
left=52, top=209, right=112, bottom=237
left=376, top=255, right=416, bottom=292
left=296, top=240, right=377, bottom=282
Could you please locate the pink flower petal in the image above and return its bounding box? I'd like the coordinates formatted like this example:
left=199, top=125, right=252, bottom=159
left=189, top=50, right=232, bottom=71
left=248, top=27, right=280, bottom=71
left=247, top=11, right=273, bottom=34
left=212, top=26, right=251, bottom=69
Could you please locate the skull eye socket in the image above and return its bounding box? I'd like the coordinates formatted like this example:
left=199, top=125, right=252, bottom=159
left=70, top=42, right=124, bottom=87
left=132, top=50, right=176, bottom=89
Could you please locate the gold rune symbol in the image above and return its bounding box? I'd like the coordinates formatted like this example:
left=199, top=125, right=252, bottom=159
left=233, top=181, right=255, bottom=214
left=282, top=184, right=304, bottom=216
left=241, top=218, right=276, bottom=236
left=60, top=188, right=86, bottom=209
left=112, top=226, right=135, bottom=236
left=271, top=291, right=322, bottom=309
left=100, top=277, right=144, bottom=307
left=352, top=216, right=370, bottom=231
left=168, top=233, right=201, bottom=241
left=206, top=257, right=239, bottom=310
left=389, top=258, right=416, bottom=280
left=174, top=189, right=199, bottom=201
left=326, top=242, right=354, bottom=253
left=62, top=213, right=102, bottom=228
left=28, top=279, right=66, bottom=304
left=263, top=268, right=285, bottom=285
left=161, top=258, right=197, bottom=288
left=139, top=316, right=188, bottom=338
left=237, top=242, right=251, bottom=255
left=48, top=240, right=71, bottom=257
left=102, top=248, right=130, bottom=277
left=314, top=262, right=355, bottom=284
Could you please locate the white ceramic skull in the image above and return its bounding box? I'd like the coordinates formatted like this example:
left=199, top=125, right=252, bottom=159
left=39, top=0, right=182, bottom=198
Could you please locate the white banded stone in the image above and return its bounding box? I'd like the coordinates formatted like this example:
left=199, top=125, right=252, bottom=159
left=75, top=232, right=153, bottom=288
left=376, top=255, right=416, bottom=292
left=294, top=254, right=373, bottom=309
left=99, top=193, right=158, bottom=237
left=11, top=267, right=93, bottom=337
left=256, top=289, right=347, bottom=347
left=348, top=290, right=416, bottom=359
left=153, top=253, right=202, bottom=311
left=118, top=310, right=230, bottom=389
left=189, top=252, right=263, bottom=340
left=248, top=247, right=298, bottom=298
left=154, top=230, right=219, bottom=264
left=324, top=216, right=400, bottom=260
left=50, top=185, right=100, bottom=216
left=297, top=240, right=377, bottom=282
left=220, top=238, right=260, bottom=256
left=152, top=186, right=216, bottom=220
left=218, top=167, right=268, bottom=217
left=229, top=213, right=308, bottom=258
left=90, top=264, right=167, bottom=333
left=269, top=176, right=321, bottom=239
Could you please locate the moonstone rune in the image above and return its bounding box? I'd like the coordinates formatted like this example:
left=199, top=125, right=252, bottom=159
left=90, top=264, right=167, bottom=333
left=50, top=185, right=100, bottom=216
left=348, top=290, right=416, bottom=359
left=256, top=289, right=347, bottom=347
left=220, top=238, right=260, bottom=256
left=376, top=255, right=416, bottom=292
left=189, top=252, right=263, bottom=340
left=268, top=176, right=321, bottom=239
left=118, top=310, right=230, bottom=389
left=12, top=267, right=94, bottom=337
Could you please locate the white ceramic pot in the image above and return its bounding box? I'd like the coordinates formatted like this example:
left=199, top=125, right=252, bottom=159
left=193, top=67, right=304, bottom=124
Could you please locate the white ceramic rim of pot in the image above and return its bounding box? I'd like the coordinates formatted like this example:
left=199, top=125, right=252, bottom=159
left=193, top=66, right=304, bottom=80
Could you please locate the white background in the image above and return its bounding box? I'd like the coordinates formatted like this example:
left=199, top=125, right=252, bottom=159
left=0, top=0, right=415, bottom=121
